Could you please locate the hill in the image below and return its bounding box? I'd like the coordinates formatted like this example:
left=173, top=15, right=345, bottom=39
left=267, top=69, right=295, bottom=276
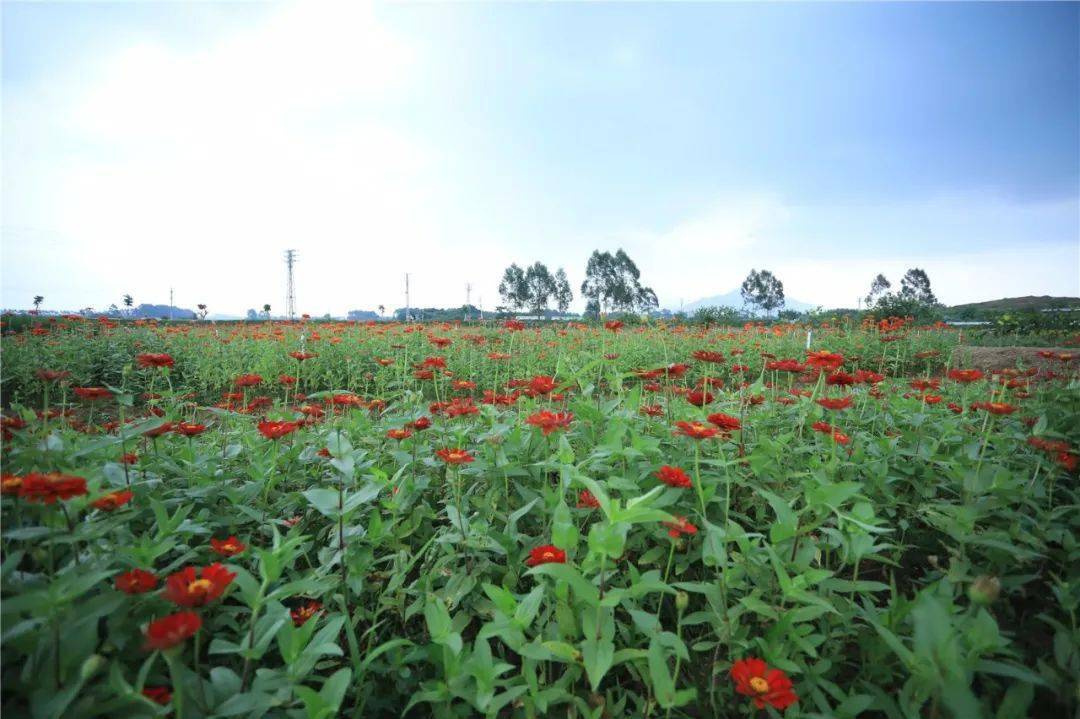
left=677, top=289, right=817, bottom=314
left=947, top=296, right=1080, bottom=312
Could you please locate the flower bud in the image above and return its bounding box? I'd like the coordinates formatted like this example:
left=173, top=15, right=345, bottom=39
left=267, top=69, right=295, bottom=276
left=79, top=654, right=106, bottom=681
left=968, top=575, right=1000, bottom=605
left=675, top=591, right=689, bottom=612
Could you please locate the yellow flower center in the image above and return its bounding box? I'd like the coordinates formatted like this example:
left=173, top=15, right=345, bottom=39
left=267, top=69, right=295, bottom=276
left=188, top=578, right=213, bottom=595
left=749, top=676, right=770, bottom=694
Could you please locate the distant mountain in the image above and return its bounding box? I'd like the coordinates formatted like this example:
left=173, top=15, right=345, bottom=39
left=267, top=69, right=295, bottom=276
left=676, top=289, right=817, bottom=314
left=947, top=296, right=1080, bottom=312
left=131, top=303, right=195, bottom=319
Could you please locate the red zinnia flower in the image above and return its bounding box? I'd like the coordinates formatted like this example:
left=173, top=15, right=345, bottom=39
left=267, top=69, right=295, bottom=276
left=529, top=376, right=557, bottom=395
left=525, top=545, right=566, bottom=566
left=854, top=369, right=885, bottom=384
left=279, top=374, right=297, bottom=385
left=692, top=350, right=726, bottom=364
left=36, top=369, right=71, bottom=382
left=663, top=515, right=698, bottom=538
left=640, top=404, right=664, bottom=417
left=289, top=351, right=317, bottom=361
left=816, top=396, right=853, bottom=410
left=19, top=473, right=88, bottom=504
left=116, top=568, right=158, bottom=594
left=706, top=413, right=742, bottom=433
left=674, top=421, right=720, bottom=440
left=120, top=452, right=139, bottom=465
left=811, top=421, right=834, bottom=434
left=176, top=422, right=207, bottom=437
left=73, top=387, right=112, bottom=401
left=144, top=612, right=201, bottom=650
left=258, top=420, right=298, bottom=440
left=730, top=657, right=798, bottom=710
left=805, top=350, right=844, bottom=370
left=210, top=536, right=246, bottom=557
left=234, top=374, right=264, bottom=388
left=826, top=372, right=855, bottom=387
left=656, top=465, right=692, bottom=489
left=163, top=564, right=236, bottom=607
left=410, top=417, right=432, bottom=431
left=686, top=390, right=714, bottom=407
left=291, top=600, right=323, bottom=627
left=765, top=359, right=804, bottom=373
left=136, top=353, right=175, bottom=369
left=387, top=428, right=413, bottom=441
left=435, top=448, right=474, bottom=465
left=948, top=369, right=984, bottom=383
left=525, top=410, right=574, bottom=435
left=142, top=687, right=172, bottom=706
left=604, top=320, right=624, bottom=332
left=577, top=490, right=600, bottom=509
left=665, top=363, right=691, bottom=378
left=91, top=489, right=134, bottom=511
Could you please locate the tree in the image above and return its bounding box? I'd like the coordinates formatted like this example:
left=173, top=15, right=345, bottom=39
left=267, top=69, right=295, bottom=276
left=122, top=294, right=134, bottom=316
left=580, top=249, right=658, bottom=314
left=246, top=309, right=258, bottom=321
left=865, top=274, right=891, bottom=307
left=553, top=268, right=573, bottom=313
left=498, top=264, right=530, bottom=312
left=583, top=299, right=601, bottom=320
left=196, top=303, right=208, bottom=320
left=524, top=262, right=557, bottom=315
left=740, top=269, right=785, bottom=317
left=32, top=295, right=43, bottom=313
left=262, top=304, right=271, bottom=319
left=377, top=304, right=385, bottom=318
left=899, top=268, right=937, bottom=305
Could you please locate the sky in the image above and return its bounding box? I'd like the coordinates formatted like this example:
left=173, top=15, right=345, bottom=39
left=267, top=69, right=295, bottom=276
left=3, top=1, right=1078, bottom=315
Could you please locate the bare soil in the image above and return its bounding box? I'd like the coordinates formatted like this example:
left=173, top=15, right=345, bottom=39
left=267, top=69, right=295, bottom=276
left=951, top=346, right=1072, bottom=373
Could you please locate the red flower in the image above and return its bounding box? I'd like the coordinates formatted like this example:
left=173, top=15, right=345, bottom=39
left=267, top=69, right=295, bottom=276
left=116, top=568, right=158, bottom=594
left=826, top=372, right=855, bottom=387
left=947, top=402, right=963, bottom=414
left=258, top=420, right=298, bottom=440
left=664, top=516, right=698, bottom=538
left=410, top=417, right=433, bottom=431
left=576, top=490, right=600, bottom=509
left=765, top=359, right=804, bottom=373
left=136, top=353, right=175, bottom=369
left=210, top=536, right=246, bottom=557
left=435, top=448, right=474, bottom=465
left=144, top=612, right=201, bottom=650
left=692, top=350, right=726, bottom=364
left=279, top=374, right=297, bottom=385
left=234, top=374, right=264, bottom=388
left=420, top=356, right=446, bottom=369
left=525, top=410, right=574, bottom=435
left=144, top=421, right=175, bottom=438
left=604, top=320, right=624, bottom=332
left=18, top=473, right=87, bottom=504
left=291, top=600, right=323, bottom=627
left=525, top=545, right=567, bottom=566
left=816, top=396, right=853, bottom=410
left=972, top=401, right=1017, bottom=416
left=805, top=350, right=844, bottom=370
left=656, top=465, right=692, bottom=489
left=640, top=404, right=664, bottom=417
left=909, top=378, right=940, bottom=392
left=811, top=421, right=834, bottom=434
left=686, top=390, right=714, bottom=407
left=948, top=369, right=984, bottom=383
left=73, top=387, right=112, bottom=401
left=289, top=351, right=317, bottom=361
left=142, top=686, right=173, bottom=705
left=730, top=657, right=798, bottom=710
left=854, top=369, right=885, bottom=384
left=503, top=320, right=525, bottom=331
left=176, top=422, right=207, bottom=437
left=674, top=421, right=720, bottom=440
left=387, top=428, right=413, bottom=441
left=120, top=452, right=139, bottom=465
left=529, top=376, right=558, bottom=395
left=1056, top=451, right=1078, bottom=472
left=163, top=564, right=236, bottom=607
left=665, top=363, right=691, bottom=378
left=1, top=474, right=23, bottom=496
left=36, top=369, right=71, bottom=382
left=706, top=413, right=742, bottom=433
left=91, top=489, right=134, bottom=511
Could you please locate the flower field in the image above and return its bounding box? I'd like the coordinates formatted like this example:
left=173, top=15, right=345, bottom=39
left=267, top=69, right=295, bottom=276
left=1, top=317, right=1078, bottom=718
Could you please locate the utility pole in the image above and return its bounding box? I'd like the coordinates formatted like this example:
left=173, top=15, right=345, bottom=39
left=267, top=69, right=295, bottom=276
left=404, top=273, right=410, bottom=322
left=465, top=283, right=472, bottom=320
left=169, top=287, right=174, bottom=321
left=284, top=249, right=297, bottom=320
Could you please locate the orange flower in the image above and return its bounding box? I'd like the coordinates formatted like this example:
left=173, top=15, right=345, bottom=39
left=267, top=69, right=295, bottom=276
left=663, top=515, right=698, bottom=538
left=525, top=545, right=566, bottom=566
left=525, top=410, right=574, bottom=435
left=291, top=600, right=323, bottom=627
left=19, top=473, right=87, bottom=504
left=176, top=422, right=207, bottom=437
left=435, top=448, right=474, bottom=465
left=674, top=421, right=719, bottom=440
left=163, top=564, right=236, bottom=607
left=730, top=658, right=798, bottom=710
left=948, top=369, right=984, bottom=383
left=210, top=536, right=246, bottom=557
left=91, top=490, right=134, bottom=511
left=386, top=428, right=413, bottom=441
left=144, top=612, right=201, bottom=650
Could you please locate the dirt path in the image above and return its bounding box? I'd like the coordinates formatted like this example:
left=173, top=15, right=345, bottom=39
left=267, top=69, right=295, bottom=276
left=951, top=346, right=1073, bottom=373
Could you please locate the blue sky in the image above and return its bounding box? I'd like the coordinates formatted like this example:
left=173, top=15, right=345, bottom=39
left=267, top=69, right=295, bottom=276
left=3, top=2, right=1077, bottom=314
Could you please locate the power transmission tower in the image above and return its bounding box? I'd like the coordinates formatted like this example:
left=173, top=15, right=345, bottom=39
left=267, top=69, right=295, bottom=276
left=284, top=250, right=297, bottom=320
left=465, top=283, right=472, bottom=320
left=404, top=273, right=410, bottom=322
left=169, top=287, right=174, bottom=321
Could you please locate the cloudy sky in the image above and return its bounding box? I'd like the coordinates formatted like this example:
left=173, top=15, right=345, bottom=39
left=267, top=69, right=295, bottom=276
left=3, top=2, right=1077, bottom=315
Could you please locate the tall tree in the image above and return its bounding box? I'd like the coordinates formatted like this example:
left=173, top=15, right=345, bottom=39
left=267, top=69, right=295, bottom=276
left=899, top=268, right=937, bottom=305
left=865, top=274, right=891, bottom=307
left=246, top=309, right=258, bottom=320
left=580, top=249, right=658, bottom=313
left=122, top=294, right=134, bottom=316
left=524, top=262, right=556, bottom=315
left=552, top=267, right=573, bottom=313
left=262, top=304, right=271, bottom=319
left=32, top=295, right=43, bottom=313
left=740, top=269, right=785, bottom=317
left=498, top=263, right=530, bottom=312
left=196, top=303, right=208, bottom=320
